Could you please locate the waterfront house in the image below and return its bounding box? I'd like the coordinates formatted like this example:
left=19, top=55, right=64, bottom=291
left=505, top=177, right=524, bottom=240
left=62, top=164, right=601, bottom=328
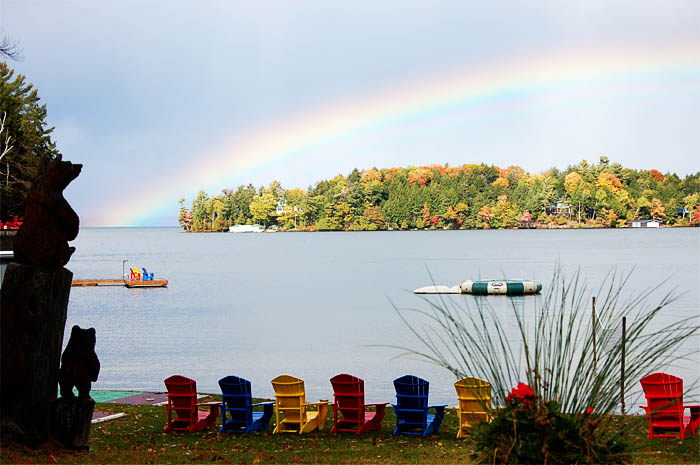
left=628, top=219, right=661, bottom=228
left=545, top=201, right=571, bottom=216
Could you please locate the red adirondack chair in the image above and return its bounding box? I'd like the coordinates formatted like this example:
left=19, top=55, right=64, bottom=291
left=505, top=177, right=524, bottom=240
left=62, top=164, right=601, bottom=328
left=640, top=372, right=700, bottom=439
left=163, top=375, right=219, bottom=432
left=330, top=373, right=388, bottom=434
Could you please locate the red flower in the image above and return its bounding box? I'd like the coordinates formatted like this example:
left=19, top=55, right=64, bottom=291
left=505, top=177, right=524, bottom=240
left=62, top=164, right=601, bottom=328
left=586, top=407, right=594, bottom=414
left=506, top=383, right=535, bottom=406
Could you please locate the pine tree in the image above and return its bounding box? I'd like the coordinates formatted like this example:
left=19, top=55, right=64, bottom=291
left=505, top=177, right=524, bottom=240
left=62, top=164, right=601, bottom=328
left=0, top=62, right=59, bottom=220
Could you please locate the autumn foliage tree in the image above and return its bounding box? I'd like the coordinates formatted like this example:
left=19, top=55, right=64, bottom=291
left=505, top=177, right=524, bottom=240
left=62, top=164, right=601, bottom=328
left=649, top=198, right=666, bottom=221
left=477, top=205, right=493, bottom=229
left=181, top=159, right=698, bottom=231
left=250, top=188, right=278, bottom=228
left=600, top=208, right=618, bottom=228
left=421, top=203, right=431, bottom=228
left=649, top=169, right=664, bottom=182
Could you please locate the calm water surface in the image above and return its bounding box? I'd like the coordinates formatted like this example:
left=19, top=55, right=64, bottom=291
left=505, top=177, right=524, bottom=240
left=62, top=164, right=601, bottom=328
left=65, top=228, right=699, bottom=408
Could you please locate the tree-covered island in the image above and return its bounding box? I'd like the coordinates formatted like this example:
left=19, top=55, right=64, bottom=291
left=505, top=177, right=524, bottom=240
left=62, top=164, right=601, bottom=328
left=179, top=158, right=700, bottom=232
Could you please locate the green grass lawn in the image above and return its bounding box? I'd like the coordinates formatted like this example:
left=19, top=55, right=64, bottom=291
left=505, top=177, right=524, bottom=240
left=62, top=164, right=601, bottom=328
left=1, top=396, right=698, bottom=464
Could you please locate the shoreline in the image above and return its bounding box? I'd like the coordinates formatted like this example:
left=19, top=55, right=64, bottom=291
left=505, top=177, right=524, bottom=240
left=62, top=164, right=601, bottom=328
left=181, top=224, right=697, bottom=233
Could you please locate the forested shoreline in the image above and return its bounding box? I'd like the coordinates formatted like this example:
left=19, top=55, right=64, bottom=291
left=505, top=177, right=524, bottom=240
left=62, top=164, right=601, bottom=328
left=179, top=157, right=700, bottom=232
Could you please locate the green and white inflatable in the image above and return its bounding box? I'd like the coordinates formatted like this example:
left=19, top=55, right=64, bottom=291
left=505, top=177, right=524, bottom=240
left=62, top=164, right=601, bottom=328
left=415, top=279, right=541, bottom=295
left=459, top=279, right=541, bottom=295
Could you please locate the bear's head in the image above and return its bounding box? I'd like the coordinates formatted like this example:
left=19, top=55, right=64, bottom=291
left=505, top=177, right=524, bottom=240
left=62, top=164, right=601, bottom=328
left=69, top=325, right=96, bottom=350
left=35, top=154, right=82, bottom=193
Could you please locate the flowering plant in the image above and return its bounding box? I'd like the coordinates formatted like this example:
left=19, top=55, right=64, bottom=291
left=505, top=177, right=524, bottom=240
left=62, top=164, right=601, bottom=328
left=505, top=382, right=535, bottom=406
left=469, top=382, right=627, bottom=464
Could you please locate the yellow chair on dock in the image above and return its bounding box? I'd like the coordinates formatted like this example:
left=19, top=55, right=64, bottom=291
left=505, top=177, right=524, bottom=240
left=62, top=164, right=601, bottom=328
left=271, top=374, right=328, bottom=434
left=129, top=267, right=141, bottom=281
left=455, top=376, right=492, bottom=438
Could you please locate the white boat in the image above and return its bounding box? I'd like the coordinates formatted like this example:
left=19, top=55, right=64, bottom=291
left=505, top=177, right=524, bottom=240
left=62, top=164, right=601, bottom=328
left=229, top=224, right=264, bottom=233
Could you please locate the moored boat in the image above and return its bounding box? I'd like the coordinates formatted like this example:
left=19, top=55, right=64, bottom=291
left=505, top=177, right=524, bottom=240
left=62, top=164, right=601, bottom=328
left=229, top=224, right=264, bottom=233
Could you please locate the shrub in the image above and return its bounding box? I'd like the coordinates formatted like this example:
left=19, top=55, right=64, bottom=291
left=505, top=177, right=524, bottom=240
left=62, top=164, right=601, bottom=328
left=471, top=382, right=628, bottom=463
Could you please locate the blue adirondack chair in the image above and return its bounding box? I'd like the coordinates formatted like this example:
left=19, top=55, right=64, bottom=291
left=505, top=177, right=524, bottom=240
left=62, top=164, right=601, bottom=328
left=142, top=268, right=154, bottom=281
left=218, top=375, right=274, bottom=433
left=392, top=375, right=446, bottom=437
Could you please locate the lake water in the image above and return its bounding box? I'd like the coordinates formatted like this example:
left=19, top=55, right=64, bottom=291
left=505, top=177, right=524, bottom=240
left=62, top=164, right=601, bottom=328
left=65, top=227, right=699, bottom=409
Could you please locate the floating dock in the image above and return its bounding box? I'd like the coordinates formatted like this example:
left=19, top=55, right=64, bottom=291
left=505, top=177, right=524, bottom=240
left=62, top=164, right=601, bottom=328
left=72, top=279, right=168, bottom=288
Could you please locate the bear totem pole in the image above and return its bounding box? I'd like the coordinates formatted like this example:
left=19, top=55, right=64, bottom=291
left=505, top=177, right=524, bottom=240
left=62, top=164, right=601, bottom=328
left=51, top=325, right=100, bottom=449
left=0, top=154, right=83, bottom=447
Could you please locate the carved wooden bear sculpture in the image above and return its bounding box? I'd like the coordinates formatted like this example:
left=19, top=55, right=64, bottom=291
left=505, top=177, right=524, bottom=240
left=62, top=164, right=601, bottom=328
left=58, top=326, right=100, bottom=399
left=13, top=154, right=82, bottom=267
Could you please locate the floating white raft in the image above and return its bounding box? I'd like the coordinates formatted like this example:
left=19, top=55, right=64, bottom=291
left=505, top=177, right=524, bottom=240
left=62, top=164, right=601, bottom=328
left=415, top=280, right=541, bottom=296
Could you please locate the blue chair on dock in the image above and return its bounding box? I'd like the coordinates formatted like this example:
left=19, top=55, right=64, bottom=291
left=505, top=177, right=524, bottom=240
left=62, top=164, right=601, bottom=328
left=142, top=268, right=154, bottom=281
left=392, top=375, right=446, bottom=437
left=218, top=375, right=274, bottom=433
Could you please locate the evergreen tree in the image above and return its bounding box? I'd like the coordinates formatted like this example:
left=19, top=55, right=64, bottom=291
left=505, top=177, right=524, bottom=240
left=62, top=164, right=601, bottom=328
left=0, top=62, right=59, bottom=220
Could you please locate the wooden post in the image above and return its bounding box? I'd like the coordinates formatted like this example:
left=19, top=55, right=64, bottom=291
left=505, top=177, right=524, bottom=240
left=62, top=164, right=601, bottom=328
left=592, top=296, right=597, bottom=376
left=1, top=264, right=72, bottom=446
left=621, top=316, right=626, bottom=416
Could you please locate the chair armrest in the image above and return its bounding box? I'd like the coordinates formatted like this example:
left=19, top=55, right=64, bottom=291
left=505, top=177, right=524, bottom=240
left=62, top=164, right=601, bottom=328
left=365, top=402, right=389, bottom=414
left=428, top=405, right=447, bottom=419
left=196, top=401, right=221, bottom=407
left=303, top=401, right=329, bottom=407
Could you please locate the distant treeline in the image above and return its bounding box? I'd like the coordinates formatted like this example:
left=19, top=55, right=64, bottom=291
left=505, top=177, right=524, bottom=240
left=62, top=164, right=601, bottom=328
left=179, top=157, right=700, bottom=232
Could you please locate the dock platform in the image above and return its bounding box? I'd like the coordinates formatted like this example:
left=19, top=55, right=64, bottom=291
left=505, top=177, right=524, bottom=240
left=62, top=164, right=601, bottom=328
left=72, top=279, right=168, bottom=288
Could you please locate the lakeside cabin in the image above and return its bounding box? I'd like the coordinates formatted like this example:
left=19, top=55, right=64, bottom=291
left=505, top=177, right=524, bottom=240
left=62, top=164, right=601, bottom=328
left=545, top=200, right=572, bottom=217
left=628, top=219, right=661, bottom=228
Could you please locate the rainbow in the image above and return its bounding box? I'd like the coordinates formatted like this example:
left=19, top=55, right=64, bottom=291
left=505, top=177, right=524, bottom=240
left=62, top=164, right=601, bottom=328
left=99, top=44, right=699, bottom=226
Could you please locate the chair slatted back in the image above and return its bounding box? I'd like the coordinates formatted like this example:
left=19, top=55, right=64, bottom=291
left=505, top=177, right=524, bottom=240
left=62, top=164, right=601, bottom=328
left=164, top=375, right=198, bottom=428
left=455, top=377, right=491, bottom=414
left=272, top=374, right=306, bottom=423
left=641, top=372, right=684, bottom=428
left=394, top=375, right=429, bottom=427
left=331, top=374, right=365, bottom=425
left=219, top=375, right=253, bottom=427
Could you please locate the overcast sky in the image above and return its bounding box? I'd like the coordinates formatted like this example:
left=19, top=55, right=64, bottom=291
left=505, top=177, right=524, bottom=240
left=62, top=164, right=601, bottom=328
left=1, top=0, right=698, bottom=226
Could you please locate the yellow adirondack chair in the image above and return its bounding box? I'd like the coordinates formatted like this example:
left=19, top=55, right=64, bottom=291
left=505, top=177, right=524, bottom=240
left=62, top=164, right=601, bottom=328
left=271, top=374, right=329, bottom=434
left=455, top=377, right=492, bottom=438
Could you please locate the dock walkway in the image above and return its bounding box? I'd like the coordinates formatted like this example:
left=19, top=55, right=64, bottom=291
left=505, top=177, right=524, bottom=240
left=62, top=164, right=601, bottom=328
left=72, top=279, right=168, bottom=288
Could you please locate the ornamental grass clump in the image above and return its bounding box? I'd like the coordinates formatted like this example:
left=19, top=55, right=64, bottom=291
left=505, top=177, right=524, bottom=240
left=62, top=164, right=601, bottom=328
left=471, top=382, right=627, bottom=464
left=393, top=267, right=699, bottom=464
